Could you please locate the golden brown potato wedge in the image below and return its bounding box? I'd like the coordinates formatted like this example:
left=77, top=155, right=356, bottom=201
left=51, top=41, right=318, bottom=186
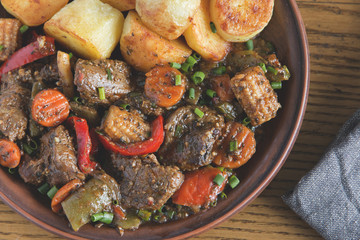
left=210, top=0, right=274, bottom=42
left=136, top=0, right=201, bottom=40
left=44, top=0, right=124, bottom=60
left=120, top=11, right=192, bottom=73
left=100, top=0, right=135, bottom=11
left=183, top=0, right=231, bottom=61
left=1, top=0, right=68, bottom=26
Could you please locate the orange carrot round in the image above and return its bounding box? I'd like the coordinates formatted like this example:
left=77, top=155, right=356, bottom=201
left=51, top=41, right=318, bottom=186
left=0, top=139, right=21, bottom=168
left=145, top=66, right=186, bottom=108
left=51, top=179, right=83, bottom=213
left=31, top=89, right=70, bottom=127
left=211, top=74, right=234, bottom=102
left=213, top=122, right=256, bottom=169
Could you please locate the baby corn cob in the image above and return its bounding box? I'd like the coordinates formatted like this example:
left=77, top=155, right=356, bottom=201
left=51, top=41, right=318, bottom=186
left=0, top=18, right=22, bottom=62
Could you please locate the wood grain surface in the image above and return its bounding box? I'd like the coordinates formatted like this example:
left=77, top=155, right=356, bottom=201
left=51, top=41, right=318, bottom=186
left=0, top=0, right=359, bottom=239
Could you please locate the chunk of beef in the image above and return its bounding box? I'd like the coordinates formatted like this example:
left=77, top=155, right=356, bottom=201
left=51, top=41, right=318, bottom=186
left=226, top=46, right=265, bottom=74
left=100, top=105, right=150, bottom=144
left=41, top=125, right=85, bottom=186
left=158, top=106, right=224, bottom=170
left=74, top=59, right=133, bottom=106
left=0, top=85, right=30, bottom=141
left=18, top=154, right=45, bottom=186
left=39, top=55, right=60, bottom=85
left=107, top=153, right=184, bottom=210
left=0, top=18, right=22, bottom=62
left=1, top=65, right=42, bottom=90
left=120, top=92, right=164, bottom=116
left=230, top=66, right=281, bottom=126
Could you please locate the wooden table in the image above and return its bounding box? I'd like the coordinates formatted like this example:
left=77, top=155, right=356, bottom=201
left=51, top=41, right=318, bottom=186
left=0, top=0, right=359, bottom=239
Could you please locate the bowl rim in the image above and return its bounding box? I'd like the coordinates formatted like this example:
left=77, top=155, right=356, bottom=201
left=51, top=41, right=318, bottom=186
left=0, top=0, right=310, bottom=239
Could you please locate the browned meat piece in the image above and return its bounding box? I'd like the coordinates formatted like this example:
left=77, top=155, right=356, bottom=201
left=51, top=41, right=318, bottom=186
left=0, top=18, right=21, bottom=62
left=100, top=105, right=150, bottom=144
left=41, top=125, right=85, bottom=186
left=120, top=92, right=164, bottom=116
left=106, top=153, right=184, bottom=210
left=74, top=59, right=134, bottom=106
left=158, top=106, right=225, bottom=171
left=226, top=46, right=265, bottom=73
left=230, top=66, right=281, bottom=126
left=266, top=53, right=281, bottom=68
left=0, top=85, right=30, bottom=141
left=19, top=154, right=46, bottom=186
left=39, top=55, right=60, bottom=85
left=1, top=65, right=42, bottom=90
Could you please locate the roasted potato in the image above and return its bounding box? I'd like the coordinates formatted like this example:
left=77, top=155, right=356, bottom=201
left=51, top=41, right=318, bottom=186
left=44, top=0, right=124, bottom=60
left=183, top=0, right=231, bottom=61
left=136, top=0, right=201, bottom=40
left=210, top=0, right=274, bottom=42
left=120, top=11, right=192, bottom=73
left=100, top=0, right=135, bottom=11
left=1, top=0, right=68, bottom=26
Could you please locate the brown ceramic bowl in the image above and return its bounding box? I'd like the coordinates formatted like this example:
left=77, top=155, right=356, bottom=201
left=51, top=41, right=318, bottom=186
left=0, top=0, right=309, bottom=239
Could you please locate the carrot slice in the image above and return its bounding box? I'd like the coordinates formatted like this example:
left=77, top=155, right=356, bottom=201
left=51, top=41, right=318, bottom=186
left=31, top=89, right=70, bottom=127
left=172, top=167, right=227, bottom=207
left=211, top=74, right=234, bottom=102
left=51, top=179, right=83, bottom=213
left=213, top=122, right=256, bottom=169
left=145, top=66, right=186, bottom=107
left=113, top=204, right=126, bottom=220
left=0, top=139, right=21, bottom=168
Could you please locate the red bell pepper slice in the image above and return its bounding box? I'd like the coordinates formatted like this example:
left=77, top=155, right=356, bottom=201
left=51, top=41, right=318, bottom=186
left=97, top=115, right=164, bottom=156
left=0, top=36, right=55, bottom=80
left=67, top=116, right=98, bottom=174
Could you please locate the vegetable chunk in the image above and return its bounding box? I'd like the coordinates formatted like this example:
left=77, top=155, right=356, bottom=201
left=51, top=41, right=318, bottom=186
left=100, top=0, right=135, bottom=11
left=120, top=11, right=192, bottom=72
left=44, top=0, right=124, bottom=59
left=0, top=18, right=21, bottom=62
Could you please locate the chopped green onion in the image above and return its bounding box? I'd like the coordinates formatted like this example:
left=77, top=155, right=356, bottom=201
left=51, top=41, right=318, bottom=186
left=206, top=89, right=216, bottom=98
left=153, top=214, right=161, bottom=221
left=98, top=87, right=106, bottom=100
left=194, top=108, right=204, bottom=118
left=138, top=209, right=152, bottom=221
left=91, top=212, right=104, bottom=222
left=192, top=53, right=201, bottom=61
left=242, top=117, right=251, bottom=126
left=213, top=174, right=225, bottom=186
left=0, top=45, right=3, bottom=51
left=220, top=192, right=227, bottom=199
left=158, top=205, right=164, bottom=213
left=68, top=52, right=73, bottom=59
left=8, top=168, right=15, bottom=174
left=246, top=39, right=254, bottom=50
left=217, top=166, right=225, bottom=172
left=29, top=139, right=38, bottom=150
left=166, top=210, right=175, bottom=219
left=181, top=62, right=191, bottom=73
left=175, top=74, right=182, bottom=86
left=47, top=186, right=58, bottom=199
left=19, top=25, right=29, bottom=34
left=106, top=68, right=112, bottom=81
left=119, top=103, right=130, bottom=111
left=271, top=81, right=282, bottom=89
left=23, top=143, right=33, bottom=155
left=210, top=22, right=217, bottom=33
left=186, top=56, right=197, bottom=66
left=229, top=140, right=238, bottom=152
left=37, top=183, right=50, bottom=195
left=170, top=62, right=181, bottom=69
left=73, top=96, right=82, bottom=104
left=113, top=199, right=119, bottom=205
left=213, top=66, right=226, bottom=75
left=191, top=71, right=205, bottom=85
left=267, top=66, right=278, bottom=75
left=229, top=175, right=240, bottom=189
left=189, top=88, right=195, bottom=99
left=210, top=200, right=217, bottom=207
left=259, top=62, right=267, bottom=73
left=100, top=212, right=114, bottom=224
left=175, top=125, right=182, bottom=137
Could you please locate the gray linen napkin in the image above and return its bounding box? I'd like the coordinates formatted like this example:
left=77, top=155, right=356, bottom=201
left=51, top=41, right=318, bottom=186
left=282, top=109, right=360, bottom=240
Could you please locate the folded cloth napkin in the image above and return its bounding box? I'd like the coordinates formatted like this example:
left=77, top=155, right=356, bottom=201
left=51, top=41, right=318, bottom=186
left=282, top=109, right=360, bottom=240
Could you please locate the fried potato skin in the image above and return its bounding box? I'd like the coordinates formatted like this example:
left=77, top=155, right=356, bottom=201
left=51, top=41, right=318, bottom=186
left=183, top=0, right=231, bottom=61
left=1, top=0, right=69, bottom=26
left=120, top=11, right=192, bottom=73
left=210, top=0, right=274, bottom=42
left=100, top=0, right=135, bottom=11
left=136, top=0, right=201, bottom=40
left=44, top=0, right=124, bottom=60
